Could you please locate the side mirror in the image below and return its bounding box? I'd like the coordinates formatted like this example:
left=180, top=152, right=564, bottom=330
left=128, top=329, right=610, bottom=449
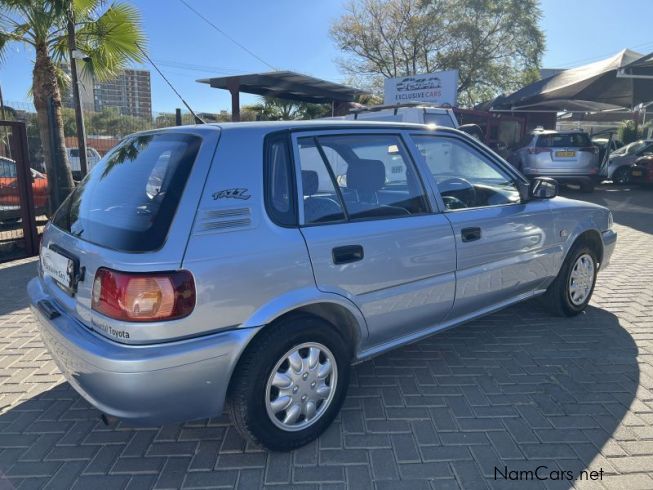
left=530, top=177, right=558, bottom=199
left=516, top=180, right=530, bottom=202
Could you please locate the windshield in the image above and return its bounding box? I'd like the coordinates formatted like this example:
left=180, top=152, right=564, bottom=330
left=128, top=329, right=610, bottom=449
left=52, top=133, right=201, bottom=252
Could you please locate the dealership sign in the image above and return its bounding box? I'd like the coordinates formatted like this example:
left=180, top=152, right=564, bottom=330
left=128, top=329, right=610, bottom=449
left=383, top=70, right=458, bottom=106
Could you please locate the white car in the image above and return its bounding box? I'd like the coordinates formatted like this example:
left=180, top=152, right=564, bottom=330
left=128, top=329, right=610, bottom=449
left=66, top=147, right=101, bottom=180
left=605, top=139, right=653, bottom=184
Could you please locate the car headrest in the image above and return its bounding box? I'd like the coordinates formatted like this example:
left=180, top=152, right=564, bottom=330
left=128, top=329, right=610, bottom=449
left=347, top=159, right=385, bottom=195
left=302, top=170, right=319, bottom=196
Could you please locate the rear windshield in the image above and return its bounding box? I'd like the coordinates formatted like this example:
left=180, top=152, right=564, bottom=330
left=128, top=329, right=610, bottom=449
left=535, top=133, right=591, bottom=148
left=52, top=133, right=201, bottom=252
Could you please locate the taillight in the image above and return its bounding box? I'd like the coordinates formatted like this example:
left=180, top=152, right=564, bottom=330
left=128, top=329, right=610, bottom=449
left=92, top=268, right=195, bottom=322
left=527, top=147, right=549, bottom=154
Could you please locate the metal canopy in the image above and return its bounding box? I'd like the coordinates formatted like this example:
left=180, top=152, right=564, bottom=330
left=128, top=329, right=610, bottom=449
left=496, top=49, right=653, bottom=110
left=618, top=51, right=653, bottom=79
left=198, top=71, right=368, bottom=121
left=505, top=99, right=627, bottom=113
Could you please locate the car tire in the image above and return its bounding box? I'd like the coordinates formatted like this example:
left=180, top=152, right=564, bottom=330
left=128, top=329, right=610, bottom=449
left=227, top=314, right=351, bottom=451
left=612, top=166, right=630, bottom=185
left=541, top=242, right=598, bottom=317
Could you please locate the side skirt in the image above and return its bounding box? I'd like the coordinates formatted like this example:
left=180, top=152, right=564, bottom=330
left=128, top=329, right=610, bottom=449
left=354, top=288, right=548, bottom=364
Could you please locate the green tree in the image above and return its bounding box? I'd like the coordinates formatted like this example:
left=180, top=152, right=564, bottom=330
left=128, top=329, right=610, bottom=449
left=0, top=0, right=146, bottom=210
left=618, top=120, right=638, bottom=145
left=89, top=107, right=149, bottom=137
left=244, top=97, right=331, bottom=121
left=331, top=0, right=545, bottom=107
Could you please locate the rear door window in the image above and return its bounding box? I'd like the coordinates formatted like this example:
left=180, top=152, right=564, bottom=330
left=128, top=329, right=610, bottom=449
left=52, top=133, right=201, bottom=252
left=296, top=134, right=430, bottom=224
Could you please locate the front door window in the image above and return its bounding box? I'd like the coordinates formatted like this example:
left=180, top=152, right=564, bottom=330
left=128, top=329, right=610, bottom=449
left=412, top=135, right=520, bottom=210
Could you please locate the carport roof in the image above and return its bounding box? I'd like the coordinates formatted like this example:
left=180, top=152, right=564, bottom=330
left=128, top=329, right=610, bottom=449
left=197, top=71, right=368, bottom=104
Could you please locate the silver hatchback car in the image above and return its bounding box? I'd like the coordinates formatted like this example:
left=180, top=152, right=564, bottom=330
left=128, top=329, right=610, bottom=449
left=28, top=121, right=616, bottom=450
left=512, top=129, right=600, bottom=192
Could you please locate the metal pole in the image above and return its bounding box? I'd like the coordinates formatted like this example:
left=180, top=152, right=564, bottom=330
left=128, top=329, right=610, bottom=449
left=47, top=97, right=61, bottom=210
left=175, top=108, right=182, bottom=126
left=0, top=83, right=6, bottom=120
left=227, top=78, right=240, bottom=122
left=67, top=1, right=88, bottom=179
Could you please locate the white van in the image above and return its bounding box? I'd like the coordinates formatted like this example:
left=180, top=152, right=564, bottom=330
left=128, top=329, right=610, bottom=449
left=344, top=103, right=459, bottom=128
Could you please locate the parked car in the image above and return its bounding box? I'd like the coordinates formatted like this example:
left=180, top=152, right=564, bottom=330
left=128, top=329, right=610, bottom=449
left=0, top=156, right=48, bottom=222
left=591, top=136, right=623, bottom=166
left=66, top=146, right=101, bottom=180
left=344, top=103, right=458, bottom=128
left=510, top=129, right=600, bottom=192
left=605, top=139, right=653, bottom=184
left=629, top=154, right=653, bottom=185
left=28, top=121, right=616, bottom=451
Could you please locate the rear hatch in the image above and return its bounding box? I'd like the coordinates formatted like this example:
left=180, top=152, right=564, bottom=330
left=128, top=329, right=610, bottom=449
left=39, top=127, right=219, bottom=344
left=532, top=133, right=598, bottom=174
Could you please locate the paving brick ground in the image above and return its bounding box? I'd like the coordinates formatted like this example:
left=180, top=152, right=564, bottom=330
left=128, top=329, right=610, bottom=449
left=0, top=185, right=651, bottom=489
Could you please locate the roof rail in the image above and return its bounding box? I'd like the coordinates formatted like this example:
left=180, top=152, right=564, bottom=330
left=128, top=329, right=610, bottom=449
left=349, top=102, right=454, bottom=114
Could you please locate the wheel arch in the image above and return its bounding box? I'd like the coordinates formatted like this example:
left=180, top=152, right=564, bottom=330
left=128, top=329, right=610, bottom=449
left=567, top=228, right=604, bottom=265
left=225, top=295, right=365, bottom=401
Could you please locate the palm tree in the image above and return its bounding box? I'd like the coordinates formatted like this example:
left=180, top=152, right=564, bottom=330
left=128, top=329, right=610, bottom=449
left=0, top=0, right=145, bottom=210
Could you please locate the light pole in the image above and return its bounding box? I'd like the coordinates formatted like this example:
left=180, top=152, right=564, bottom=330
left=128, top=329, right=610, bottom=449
left=67, top=1, right=88, bottom=179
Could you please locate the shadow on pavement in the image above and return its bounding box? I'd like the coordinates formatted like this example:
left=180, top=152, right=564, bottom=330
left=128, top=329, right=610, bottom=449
left=0, top=300, right=638, bottom=489
left=0, top=259, right=36, bottom=316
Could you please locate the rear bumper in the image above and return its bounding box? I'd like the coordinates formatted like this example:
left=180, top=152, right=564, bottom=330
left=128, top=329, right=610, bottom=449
left=630, top=168, right=653, bottom=184
left=601, top=229, right=617, bottom=270
left=27, top=277, right=260, bottom=425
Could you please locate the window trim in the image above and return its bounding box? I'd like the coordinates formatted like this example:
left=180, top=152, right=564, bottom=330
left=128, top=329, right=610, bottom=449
left=409, top=132, right=526, bottom=213
left=263, top=131, right=298, bottom=227
left=294, top=131, right=433, bottom=227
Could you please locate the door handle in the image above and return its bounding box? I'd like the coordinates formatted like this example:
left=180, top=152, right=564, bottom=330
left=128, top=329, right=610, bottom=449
left=332, top=245, right=364, bottom=265
left=461, top=227, right=481, bottom=242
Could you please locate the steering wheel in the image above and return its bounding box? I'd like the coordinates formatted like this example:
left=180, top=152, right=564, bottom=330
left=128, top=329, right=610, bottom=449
left=437, top=177, right=477, bottom=209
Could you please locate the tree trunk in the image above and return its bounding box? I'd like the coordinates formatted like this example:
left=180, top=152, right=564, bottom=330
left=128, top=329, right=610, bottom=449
left=32, top=42, right=74, bottom=214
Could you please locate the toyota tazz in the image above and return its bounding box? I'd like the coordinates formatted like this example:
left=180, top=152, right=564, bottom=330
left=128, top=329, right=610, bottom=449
left=29, top=121, right=616, bottom=450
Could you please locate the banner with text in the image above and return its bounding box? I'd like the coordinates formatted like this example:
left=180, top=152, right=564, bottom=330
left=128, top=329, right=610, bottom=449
left=384, top=70, right=458, bottom=106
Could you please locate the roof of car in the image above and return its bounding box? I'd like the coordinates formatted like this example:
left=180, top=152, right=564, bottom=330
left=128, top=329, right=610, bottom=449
left=130, top=119, right=461, bottom=139
left=210, top=120, right=435, bottom=131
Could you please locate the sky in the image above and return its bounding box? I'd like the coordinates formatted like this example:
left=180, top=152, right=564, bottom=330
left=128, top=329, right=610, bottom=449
left=2, top=0, right=653, bottom=113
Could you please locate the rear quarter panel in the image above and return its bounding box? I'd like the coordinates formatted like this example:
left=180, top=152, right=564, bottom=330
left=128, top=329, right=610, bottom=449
left=181, top=127, right=319, bottom=335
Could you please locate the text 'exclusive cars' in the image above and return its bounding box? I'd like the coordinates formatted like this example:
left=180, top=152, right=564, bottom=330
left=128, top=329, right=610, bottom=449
left=29, top=121, right=616, bottom=450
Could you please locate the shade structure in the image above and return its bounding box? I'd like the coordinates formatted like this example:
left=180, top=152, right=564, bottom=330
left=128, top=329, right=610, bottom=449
left=618, top=51, right=653, bottom=79
left=498, top=49, right=653, bottom=110
left=198, top=71, right=368, bottom=121
left=500, top=99, right=626, bottom=113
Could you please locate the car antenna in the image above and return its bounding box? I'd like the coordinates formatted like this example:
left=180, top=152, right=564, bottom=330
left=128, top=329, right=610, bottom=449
left=137, top=44, right=206, bottom=125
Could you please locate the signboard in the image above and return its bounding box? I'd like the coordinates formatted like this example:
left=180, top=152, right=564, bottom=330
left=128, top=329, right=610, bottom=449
left=384, top=70, right=458, bottom=106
